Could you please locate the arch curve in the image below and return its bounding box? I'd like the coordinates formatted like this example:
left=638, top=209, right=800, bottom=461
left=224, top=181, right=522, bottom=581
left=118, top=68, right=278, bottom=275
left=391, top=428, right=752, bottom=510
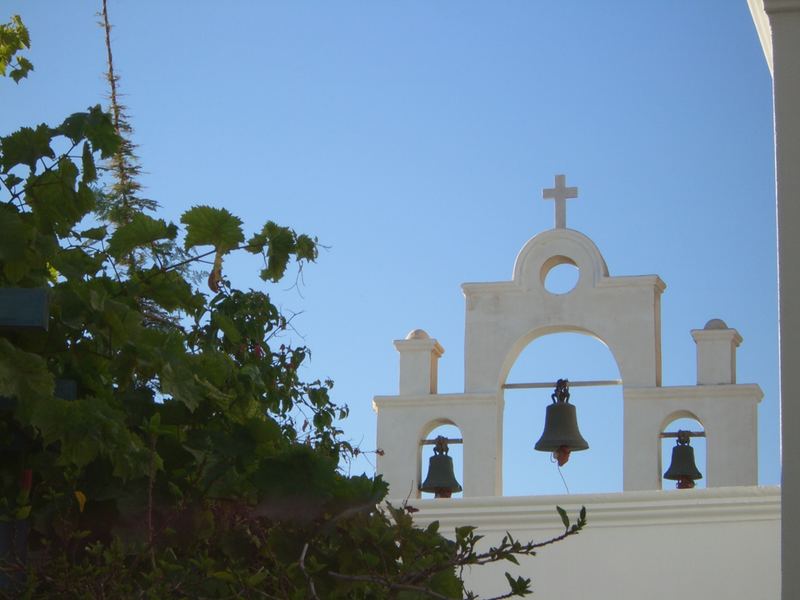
left=498, top=326, right=621, bottom=389
left=463, top=229, right=664, bottom=393
left=513, top=229, right=609, bottom=292
left=419, top=417, right=460, bottom=440
left=660, top=410, right=705, bottom=433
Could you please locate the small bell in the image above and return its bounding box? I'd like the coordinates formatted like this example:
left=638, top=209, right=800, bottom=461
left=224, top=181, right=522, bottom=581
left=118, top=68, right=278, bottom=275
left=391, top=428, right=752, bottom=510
left=534, top=379, right=589, bottom=465
left=420, top=436, right=462, bottom=498
left=663, top=430, right=703, bottom=489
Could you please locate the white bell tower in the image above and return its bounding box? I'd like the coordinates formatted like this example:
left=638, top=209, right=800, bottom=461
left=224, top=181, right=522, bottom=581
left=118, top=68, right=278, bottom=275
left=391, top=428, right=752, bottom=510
left=373, top=175, right=762, bottom=498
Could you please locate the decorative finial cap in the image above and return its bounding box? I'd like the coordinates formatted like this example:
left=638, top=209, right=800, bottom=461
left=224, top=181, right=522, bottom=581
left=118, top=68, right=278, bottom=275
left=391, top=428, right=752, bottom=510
left=405, top=329, right=430, bottom=340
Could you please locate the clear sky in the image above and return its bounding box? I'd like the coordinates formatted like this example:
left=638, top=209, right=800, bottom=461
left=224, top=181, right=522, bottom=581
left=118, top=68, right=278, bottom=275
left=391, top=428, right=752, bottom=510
left=2, top=1, right=778, bottom=495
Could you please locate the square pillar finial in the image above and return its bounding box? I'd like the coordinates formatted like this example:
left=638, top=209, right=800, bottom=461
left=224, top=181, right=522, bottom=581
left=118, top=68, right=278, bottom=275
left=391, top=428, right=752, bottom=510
left=691, top=319, right=743, bottom=385
left=393, top=329, right=444, bottom=395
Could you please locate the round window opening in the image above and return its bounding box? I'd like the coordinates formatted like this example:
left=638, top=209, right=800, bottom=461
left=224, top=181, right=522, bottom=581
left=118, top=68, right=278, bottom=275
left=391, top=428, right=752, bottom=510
left=543, top=262, right=580, bottom=294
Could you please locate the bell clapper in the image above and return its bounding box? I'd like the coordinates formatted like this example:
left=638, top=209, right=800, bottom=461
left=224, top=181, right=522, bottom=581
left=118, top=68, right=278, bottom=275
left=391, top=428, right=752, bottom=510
left=553, top=445, right=571, bottom=466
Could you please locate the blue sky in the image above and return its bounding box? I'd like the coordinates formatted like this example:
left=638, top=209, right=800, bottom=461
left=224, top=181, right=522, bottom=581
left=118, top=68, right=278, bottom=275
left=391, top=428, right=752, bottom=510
left=3, top=1, right=778, bottom=495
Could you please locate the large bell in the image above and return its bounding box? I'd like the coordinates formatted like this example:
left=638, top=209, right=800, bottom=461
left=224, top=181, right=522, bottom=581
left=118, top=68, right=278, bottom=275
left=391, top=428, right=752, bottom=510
left=420, top=436, right=462, bottom=498
left=534, top=379, right=589, bottom=465
left=663, top=431, right=702, bottom=489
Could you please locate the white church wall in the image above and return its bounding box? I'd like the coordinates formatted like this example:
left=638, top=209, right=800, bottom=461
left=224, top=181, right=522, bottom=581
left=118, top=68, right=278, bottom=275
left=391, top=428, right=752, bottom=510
left=624, top=385, right=761, bottom=490
left=377, top=218, right=763, bottom=496
left=372, top=171, right=773, bottom=592
left=748, top=2, right=800, bottom=597
left=462, top=229, right=665, bottom=394
left=412, top=486, right=780, bottom=600
left=374, top=392, right=504, bottom=497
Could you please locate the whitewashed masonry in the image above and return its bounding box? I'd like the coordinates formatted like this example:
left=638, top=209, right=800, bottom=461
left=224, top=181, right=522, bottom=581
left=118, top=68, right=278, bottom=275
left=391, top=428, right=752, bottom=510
left=374, top=175, right=761, bottom=497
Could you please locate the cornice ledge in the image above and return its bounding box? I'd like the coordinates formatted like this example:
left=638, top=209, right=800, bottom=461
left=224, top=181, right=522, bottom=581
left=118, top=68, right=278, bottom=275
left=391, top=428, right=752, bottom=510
left=405, top=486, right=780, bottom=531
left=373, top=392, right=500, bottom=410
left=596, top=274, right=666, bottom=292
left=461, top=280, right=519, bottom=295
left=690, top=328, right=743, bottom=345
left=393, top=338, right=445, bottom=357
left=624, top=383, right=763, bottom=401
left=764, top=0, right=800, bottom=13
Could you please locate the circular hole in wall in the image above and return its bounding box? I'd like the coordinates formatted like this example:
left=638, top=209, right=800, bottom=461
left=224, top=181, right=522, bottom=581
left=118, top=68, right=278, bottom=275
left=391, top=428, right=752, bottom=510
left=543, top=262, right=580, bottom=294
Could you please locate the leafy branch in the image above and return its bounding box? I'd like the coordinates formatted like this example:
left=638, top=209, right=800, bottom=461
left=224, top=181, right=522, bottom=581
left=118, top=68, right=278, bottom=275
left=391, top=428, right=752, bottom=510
left=0, top=15, right=33, bottom=83
left=0, top=12, right=586, bottom=600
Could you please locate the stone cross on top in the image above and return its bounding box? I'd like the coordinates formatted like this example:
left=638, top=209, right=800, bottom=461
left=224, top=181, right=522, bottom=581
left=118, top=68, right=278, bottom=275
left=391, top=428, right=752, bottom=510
left=542, top=174, right=578, bottom=229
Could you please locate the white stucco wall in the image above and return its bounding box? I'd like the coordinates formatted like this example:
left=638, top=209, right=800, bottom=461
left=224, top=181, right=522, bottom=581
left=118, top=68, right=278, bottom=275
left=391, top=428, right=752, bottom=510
left=374, top=392, right=504, bottom=498
left=462, top=229, right=665, bottom=393
left=376, top=225, right=762, bottom=496
left=624, top=385, right=761, bottom=490
left=411, top=486, right=780, bottom=600
left=747, top=2, right=800, bottom=597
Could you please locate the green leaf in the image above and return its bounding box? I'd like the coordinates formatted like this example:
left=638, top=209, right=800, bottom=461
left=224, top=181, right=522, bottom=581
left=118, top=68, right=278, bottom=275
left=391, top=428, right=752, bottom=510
left=295, top=233, right=317, bottom=261
left=3, top=173, right=22, bottom=188
left=26, top=158, right=95, bottom=236
left=428, top=568, right=462, bottom=597
left=132, top=268, right=201, bottom=312
left=0, top=124, right=54, bottom=172
left=504, top=572, right=531, bottom=596
left=556, top=506, right=570, bottom=530
left=0, top=338, right=53, bottom=416
left=160, top=363, right=201, bottom=412
left=78, top=225, right=107, bottom=241
left=107, top=213, right=178, bottom=259
left=253, top=446, right=338, bottom=503
left=10, top=56, right=33, bottom=83
left=244, top=416, right=282, bottom=445
left=0, top=15, right=32, bottom=81
left=57, top=106, right=120, bottom=158
left=88, top=287, right=106, bottom=311
left=211, top=570, right=236, bottom=583
left=3, top=258, right=29, bottom=282
left=0, top=204, right=33, bottom=263
left=51, top=248, right=103, bottom=280
left=81, top=140, right=96, bottom=182
left=211, top=312, right=242, bottom=344
left=181, top=205, right=244, bottom=253
left=455, top=525, right=477, bottom=545
left=148, top=412, right=161, bottom=434
left=259, top=221, right=295, bottom=282
left=246, top=570, right=268, bottom=587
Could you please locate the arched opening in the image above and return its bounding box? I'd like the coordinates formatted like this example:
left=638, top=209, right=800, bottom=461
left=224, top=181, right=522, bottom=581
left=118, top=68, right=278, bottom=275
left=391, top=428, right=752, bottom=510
left=419, top=421, right=464, bottom=500
left=660, top=414, right=706, bottom=490
left=503, top=332, right=622, bottom=496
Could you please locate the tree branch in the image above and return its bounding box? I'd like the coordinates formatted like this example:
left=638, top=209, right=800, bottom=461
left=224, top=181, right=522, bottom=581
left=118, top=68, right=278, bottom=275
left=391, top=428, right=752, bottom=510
left=299, top=542, right=322, bottom=600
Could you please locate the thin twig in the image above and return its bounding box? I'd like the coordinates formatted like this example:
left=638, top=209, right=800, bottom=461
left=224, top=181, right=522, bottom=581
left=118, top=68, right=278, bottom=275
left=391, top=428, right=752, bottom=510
left=101, top=0, right=121, bottom=138
left=299, top=542, right=321, bottom=600
left=147, top=432, right=157, bottom=570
